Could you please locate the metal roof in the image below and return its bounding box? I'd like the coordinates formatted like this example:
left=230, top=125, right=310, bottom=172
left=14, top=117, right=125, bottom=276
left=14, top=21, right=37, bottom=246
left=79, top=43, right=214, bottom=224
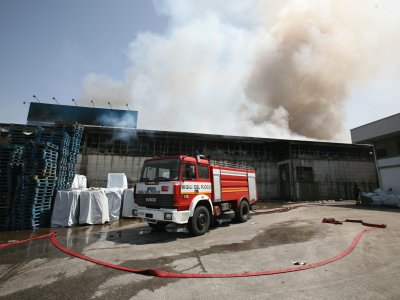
left=0, top=122, right=374, bottom=151
left=351, top=113, right=400, bottom=143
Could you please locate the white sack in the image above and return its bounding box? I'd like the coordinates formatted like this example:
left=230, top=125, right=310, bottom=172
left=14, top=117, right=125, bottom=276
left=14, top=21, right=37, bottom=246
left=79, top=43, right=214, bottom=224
left=122, top=188, right=136, bottom=218
left=371, top=193, right=400, bottom=207
left=373, top=188, right=386, bottom=196
left=107, top=173, right=128, bottom=189
left=79, top=189, right=110, bottom=225
left=382, top=194, right=399, bottom=206
left=72, top=175, right=87, bottom=189
left=103, top=188, right=124, bottom=221
left=51, top=190, right=81, bottom=227
left=371, top=195, right=383, bottom=205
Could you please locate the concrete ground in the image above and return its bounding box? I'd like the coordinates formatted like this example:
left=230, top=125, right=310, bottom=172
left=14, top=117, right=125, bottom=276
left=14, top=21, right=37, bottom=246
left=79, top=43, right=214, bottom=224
left=0, top=201, right=399, bottom=300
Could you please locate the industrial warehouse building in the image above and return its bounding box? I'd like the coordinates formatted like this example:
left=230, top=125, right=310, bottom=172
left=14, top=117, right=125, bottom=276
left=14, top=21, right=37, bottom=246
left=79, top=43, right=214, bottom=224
left=1, top=103, right=379, bottom=202
left=351, top=113, right=400, bottom=194
left=75, top=126, right=378, bottom=201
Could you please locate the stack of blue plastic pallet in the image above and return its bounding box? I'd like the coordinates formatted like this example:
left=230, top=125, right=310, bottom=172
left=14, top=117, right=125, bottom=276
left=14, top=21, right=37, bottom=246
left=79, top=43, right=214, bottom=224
left=0, top=123, right=83, bottom=231
left=53, top=123, right=83, bottom=190
left=0, top=145, right=24, bottom=230
left=23, top=142, right=58, bottom=177
left=8, top=125, right=44, bottom=144
left=53, top=127, right=70, bottom=191
left=11, top=175, right=57, bottom=230
left=10, top=142, right=59, bottom=230
left=66, top=124, right=83, bottom=188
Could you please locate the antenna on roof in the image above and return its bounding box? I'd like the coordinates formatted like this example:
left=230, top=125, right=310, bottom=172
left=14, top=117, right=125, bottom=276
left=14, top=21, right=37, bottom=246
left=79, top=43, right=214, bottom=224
left=108, top=101, right=112, bottom=109
left=126, top=103, right=130, bottom=111
left=32, top=95, right=41, bottom=103
left=72, top=98, right=78, bottom=106
left=90, top=99, right=96, bottom=108
left=52, top=97, right=59, bottom=104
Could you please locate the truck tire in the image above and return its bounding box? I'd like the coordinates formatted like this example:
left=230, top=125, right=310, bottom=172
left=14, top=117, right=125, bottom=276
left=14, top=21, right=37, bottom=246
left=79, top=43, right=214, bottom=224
left=187, top=206, right=210, bottom=236
left=148, top=222, right=167, bottom=231
left=235, top=200, right=250, bottom=223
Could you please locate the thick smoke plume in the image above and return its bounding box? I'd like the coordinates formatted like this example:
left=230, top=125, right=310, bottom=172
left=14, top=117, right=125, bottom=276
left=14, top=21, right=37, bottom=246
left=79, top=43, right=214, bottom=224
left=80, top=0, right=399, bottom=141
left=244, top=1, right=398, bottom=140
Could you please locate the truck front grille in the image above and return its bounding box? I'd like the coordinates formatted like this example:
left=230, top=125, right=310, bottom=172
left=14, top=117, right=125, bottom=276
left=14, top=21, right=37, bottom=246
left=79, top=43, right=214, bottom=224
left=135, top=194, right=174, bottom=209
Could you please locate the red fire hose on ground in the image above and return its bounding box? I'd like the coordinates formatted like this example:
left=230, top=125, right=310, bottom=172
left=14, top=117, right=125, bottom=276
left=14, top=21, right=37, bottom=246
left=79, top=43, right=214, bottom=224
left=0, top=206, right=386, bottom=278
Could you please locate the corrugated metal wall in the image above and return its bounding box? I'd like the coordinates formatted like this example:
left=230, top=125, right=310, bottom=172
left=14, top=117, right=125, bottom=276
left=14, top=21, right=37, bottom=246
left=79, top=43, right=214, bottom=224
left=351, top=113, right=400, bottom=143
left=380, top=167, right=400, bottom=194
left=77, top=153, right=378, bottom=201
left=292, top=159, right=378, bottom=200
left=351, top=114, right=400, bottom=195
left=74, top=128, right=378, bottom=201
left=76, top=154, right=150, bottom=187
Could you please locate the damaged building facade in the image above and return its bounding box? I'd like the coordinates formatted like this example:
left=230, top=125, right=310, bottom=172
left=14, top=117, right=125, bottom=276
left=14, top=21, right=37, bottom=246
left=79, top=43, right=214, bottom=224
left=3, top=102, right=378, bottom=202
left=77, top=127, right=378, bottom=201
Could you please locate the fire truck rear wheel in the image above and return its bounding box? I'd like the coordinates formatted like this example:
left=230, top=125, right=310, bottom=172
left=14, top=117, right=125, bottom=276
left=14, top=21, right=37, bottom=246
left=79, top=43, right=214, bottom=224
left=235, top=200, right=250, bottom=223
left=148, top=222, right=168, bottom=231
left=188, top=206, right=210, bottom=236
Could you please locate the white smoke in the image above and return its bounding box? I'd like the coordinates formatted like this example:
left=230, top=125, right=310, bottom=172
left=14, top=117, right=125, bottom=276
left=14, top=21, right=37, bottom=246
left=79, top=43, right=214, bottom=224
left=79, top=0, right=400, bottom=141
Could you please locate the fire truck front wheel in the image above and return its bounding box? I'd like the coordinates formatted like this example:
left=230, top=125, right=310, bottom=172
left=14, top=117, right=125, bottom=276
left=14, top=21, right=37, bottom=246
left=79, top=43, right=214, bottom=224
left=187, top=206, right=210, bottom=236
left=235, top=200, right=250, bottom=223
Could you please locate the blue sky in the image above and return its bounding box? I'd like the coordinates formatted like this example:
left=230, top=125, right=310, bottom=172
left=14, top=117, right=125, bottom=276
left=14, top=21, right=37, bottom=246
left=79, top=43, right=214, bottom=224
left=0, top=1, right=399, bottom=142
left=0, top=0, right=167, bottom=122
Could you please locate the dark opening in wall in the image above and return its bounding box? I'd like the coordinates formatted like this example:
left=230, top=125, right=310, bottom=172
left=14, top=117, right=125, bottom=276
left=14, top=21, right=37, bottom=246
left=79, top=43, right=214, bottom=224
left=296, top=166, right=314, bottom=182
left=376, top=148, right=388, bottom=158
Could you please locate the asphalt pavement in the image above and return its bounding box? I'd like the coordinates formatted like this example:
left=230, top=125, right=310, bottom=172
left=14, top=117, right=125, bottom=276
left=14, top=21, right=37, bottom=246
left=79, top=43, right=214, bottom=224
left=1, top=201, right=399, bottom=299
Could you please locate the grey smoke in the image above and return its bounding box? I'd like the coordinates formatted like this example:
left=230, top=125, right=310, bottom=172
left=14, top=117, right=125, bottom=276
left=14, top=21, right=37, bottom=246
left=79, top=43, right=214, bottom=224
left=243, top=0, right=398, bottom=140
left=97, top=110, right=138, bottom=140
left=79, top=0, right=399, bottom=141
left=245, top=2, right=353, bottom=139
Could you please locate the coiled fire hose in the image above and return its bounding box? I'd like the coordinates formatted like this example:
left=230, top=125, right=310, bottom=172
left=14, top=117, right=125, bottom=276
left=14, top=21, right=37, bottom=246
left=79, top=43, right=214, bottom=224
left=0, top=206, right=386, bottom=278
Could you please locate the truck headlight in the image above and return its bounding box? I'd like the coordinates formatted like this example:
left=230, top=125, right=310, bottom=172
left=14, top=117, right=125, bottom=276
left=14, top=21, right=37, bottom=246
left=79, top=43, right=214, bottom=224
left=164, top=212, right=172, bottom=220
left=132, top=209, right=138, bottom=216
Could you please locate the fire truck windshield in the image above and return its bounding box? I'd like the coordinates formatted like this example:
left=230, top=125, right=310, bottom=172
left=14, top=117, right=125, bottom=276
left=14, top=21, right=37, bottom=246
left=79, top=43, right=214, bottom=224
left=140, top=158, right=180, bottom=181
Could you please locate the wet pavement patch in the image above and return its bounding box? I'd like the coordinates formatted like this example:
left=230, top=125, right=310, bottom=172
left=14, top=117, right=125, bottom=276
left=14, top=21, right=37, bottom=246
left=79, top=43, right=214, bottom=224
left=103, top=220, right=319, bottom=271
left=0, top=218, right=320, bottom=296
left=0, top=261, right=178, bottom=299
left=105, top=224, right=191, bottom=245
left=108, top=220, right=317, bottom=248
left=251, top=220, right=318, bottom=248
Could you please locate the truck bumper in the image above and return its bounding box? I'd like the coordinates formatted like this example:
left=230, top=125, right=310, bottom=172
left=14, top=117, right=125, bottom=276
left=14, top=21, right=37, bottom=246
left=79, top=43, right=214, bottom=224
left=134, top=206, right=190, bottom=224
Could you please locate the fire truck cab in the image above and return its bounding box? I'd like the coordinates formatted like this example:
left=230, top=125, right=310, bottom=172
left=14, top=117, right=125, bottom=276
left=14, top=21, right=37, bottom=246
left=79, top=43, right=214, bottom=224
left=133, top=155, right=258, bottom=236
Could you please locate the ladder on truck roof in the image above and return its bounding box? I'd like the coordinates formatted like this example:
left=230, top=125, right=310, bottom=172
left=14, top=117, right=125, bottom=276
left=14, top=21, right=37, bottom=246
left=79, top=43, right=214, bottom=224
left=209, top=160, right=255, bottom=171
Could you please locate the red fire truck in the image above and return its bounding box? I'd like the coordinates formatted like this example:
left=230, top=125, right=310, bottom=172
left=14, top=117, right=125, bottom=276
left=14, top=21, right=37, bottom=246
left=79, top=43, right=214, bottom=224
left=133, top=155, right=258, bottom=236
